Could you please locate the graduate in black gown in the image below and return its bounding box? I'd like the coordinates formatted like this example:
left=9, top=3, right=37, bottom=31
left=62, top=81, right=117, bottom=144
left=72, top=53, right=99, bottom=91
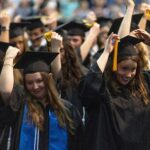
left=49, top=31, right=87, bottom=121
left=0, top=47, right=83, bottom=150
left=79, top=32, right=150, bottom=150
left=56, top=19, right=100, bottom=69
left=21, top=16, right=48, bottom=52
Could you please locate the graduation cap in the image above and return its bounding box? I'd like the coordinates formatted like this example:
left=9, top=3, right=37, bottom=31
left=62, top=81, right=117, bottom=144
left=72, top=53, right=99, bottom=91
left=9, top=22, right=30, bottom=38
left=97, top=17, right=113, bottom=28
left=57, top=18, right=66, bottom=26
left=112, top=35, right=143, bottom=71
left=55, top=20, right=90, bottom=37
left=21, top=16, right=44, bottom=31
left=108, top=13, right=143, bottom=36
left=0, top=41, right=13, bottom=53
left=52, top=21, right=69, bottom=37
left=14, top=51, right=58, bottom=74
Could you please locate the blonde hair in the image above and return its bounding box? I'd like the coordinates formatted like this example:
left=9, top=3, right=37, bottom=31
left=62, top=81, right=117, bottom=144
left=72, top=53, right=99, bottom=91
left=136, top=43, right=150, bottom=70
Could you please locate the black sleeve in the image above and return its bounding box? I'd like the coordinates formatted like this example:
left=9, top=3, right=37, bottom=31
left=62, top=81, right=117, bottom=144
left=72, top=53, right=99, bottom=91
left=0, top=85, right=23, bottom=126
left=68, top=103, right=83, bottom=150
left=79, top=63, right=106, bottom=108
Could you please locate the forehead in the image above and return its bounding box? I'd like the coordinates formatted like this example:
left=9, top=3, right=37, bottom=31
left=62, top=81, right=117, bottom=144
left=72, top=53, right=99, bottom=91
left=118, top=59, right=137, bottom=66
left=25, top=72, right=42, bottom=80
left=68, top=35, right=83, bottom=40
left=10, top=35, right=24, bottom=42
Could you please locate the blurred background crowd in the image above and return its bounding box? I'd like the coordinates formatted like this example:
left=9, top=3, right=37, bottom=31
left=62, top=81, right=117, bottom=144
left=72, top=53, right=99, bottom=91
left=0, top=0, right=150, bottom=21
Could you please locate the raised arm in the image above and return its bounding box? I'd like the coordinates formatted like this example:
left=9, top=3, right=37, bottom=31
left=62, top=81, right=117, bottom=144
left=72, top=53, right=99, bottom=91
left=79, top=34, right=119, bottom=108
left=80, top=11, right=100, bottom=62
left=97, top=33, right=119, bottom=72
left=0, top=11, right=11, bottom=42
left=118, top=0, right=135, bottom=38
left=138, top=3, right=150, bottom=30
left=0, top=46, right=20, bottom=102
left=80, top=22, right=100, bottom=61
left=50, top=32, right=62, bottom=80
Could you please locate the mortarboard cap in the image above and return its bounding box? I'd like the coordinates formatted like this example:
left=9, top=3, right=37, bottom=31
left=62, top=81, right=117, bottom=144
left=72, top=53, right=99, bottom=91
left=55, top=20, right=90, bottom=37
left=112, top=35, right=143, bottom=71
left=93, top=35, right=142, bottom=58
left=14, top=51, right=58, bottom=74
left=21, top=16, right=44, bottom=31
left=97, top=17, right=113, bottom=28
left=118, top=35, right=143, bottom=57
left=108, top=13, right=143, bottom=36
left=53, top=21, right=68, bottom=37
left=0, top=41, right=13, bottom=53
left=9, top=22, right=30, bottom=38
left=90, top=36, right=143, bottom=71
left=57, top=18, right=66, bottom=26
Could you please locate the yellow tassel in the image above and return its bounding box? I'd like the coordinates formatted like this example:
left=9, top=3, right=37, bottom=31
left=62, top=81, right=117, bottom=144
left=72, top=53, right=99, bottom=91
left=44, top=31, right=52, bottom=42
left=82, top=19, right=94, bottom=28
left=145, top=9, right=150, bottom=21
left=112, top=39, right=119, bottom=71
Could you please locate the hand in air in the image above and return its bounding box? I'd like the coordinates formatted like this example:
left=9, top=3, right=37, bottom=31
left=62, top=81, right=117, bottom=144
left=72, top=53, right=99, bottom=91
left=104, top=33, right=119, bottom=54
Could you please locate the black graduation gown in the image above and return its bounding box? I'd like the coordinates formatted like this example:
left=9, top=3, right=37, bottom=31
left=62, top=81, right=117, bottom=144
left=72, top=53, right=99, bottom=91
left=61, top=86, right=83, bottom=118
left=0, top=85, right=83, bottom=150
left=79, top=64, right=150, bottom=150
left=76, top=47, right=91, bottom=69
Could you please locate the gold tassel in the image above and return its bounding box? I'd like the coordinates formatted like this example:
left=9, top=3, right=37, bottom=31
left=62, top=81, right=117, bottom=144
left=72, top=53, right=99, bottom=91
left=145, top=9, right=150, bottom=21
left=112, top=39, right=119, bottom=71
left=44, top=31, right=52, bottom=42
left=44, top=31, right=53, bottom=52
left=82, top=19, right=94, bottom=28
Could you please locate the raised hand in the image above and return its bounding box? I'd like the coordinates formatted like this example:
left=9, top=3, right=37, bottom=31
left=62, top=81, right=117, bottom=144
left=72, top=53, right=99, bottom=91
left=125, top=0, right=135, bottom=8
left=88, top=22, right=100, bottom=38
left=104, top=33, right=119, bottom=54
left=139, top=3, right=150, bottom=13
left=5, top=46, right=20, bottom=60
left=50, top=32, right=63, bottom=52
left=85, top=11, right=97, bottom=26
left=132, top=29, right=150, bottom=46
left=0, top=10, right=11, bottom=28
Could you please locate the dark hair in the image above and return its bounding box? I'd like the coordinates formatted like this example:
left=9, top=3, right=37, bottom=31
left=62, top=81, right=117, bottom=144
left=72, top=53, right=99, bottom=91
left=61, top=39, right=85, bottom=89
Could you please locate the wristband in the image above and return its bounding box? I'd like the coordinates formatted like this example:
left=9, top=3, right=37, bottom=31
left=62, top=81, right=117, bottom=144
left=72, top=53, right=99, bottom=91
left=0, top=26, right=9, bottom=32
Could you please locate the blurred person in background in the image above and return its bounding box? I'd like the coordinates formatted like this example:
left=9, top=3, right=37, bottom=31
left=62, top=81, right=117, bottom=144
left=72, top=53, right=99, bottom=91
left=13, top=0, right=35, bottom=18
left=59, top=0, right=80, bottom=20
left=92, top=0, right=110, bottom=17
left=21, top=16, right=47, bottom=52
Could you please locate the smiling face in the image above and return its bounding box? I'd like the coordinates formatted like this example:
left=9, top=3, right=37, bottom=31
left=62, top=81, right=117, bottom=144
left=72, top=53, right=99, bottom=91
left=116, top=59, right=137, bottom=85
left=25, top=72, right=47, bottom=100
left=28, top=28, right=43, bottom=47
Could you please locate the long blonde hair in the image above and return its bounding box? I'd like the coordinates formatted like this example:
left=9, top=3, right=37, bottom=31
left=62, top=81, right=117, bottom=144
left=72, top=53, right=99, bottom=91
left=24, top=72, right=74, bottom=133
